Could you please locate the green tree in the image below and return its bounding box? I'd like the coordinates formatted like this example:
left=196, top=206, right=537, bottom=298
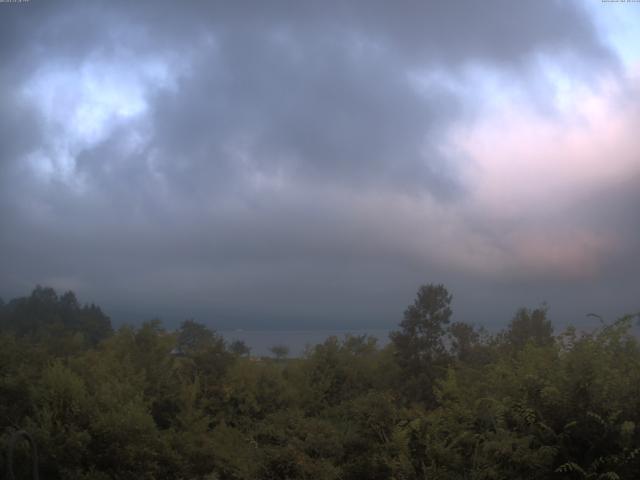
left=506, top=305, right=553, bottom=351
left=0, top=286, right=112, bottom=347
left=270, top=344, right=290, bottom=360
left=390, top=283, right=452, bottom=405
left=177, top=319, right=218, bottom=354
left=447, top=321, right=491, bottom=365
left=230, top=339, right=251, bottom=357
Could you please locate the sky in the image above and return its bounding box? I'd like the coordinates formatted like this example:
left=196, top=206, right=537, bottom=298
left=1, top=0, right=639, bottom=331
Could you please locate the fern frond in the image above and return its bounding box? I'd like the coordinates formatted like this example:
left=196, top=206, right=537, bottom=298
left=556, top=462, right=586, bottom=477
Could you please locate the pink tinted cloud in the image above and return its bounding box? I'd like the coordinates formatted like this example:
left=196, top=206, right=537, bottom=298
left=453, top=68, right=640, bottom=278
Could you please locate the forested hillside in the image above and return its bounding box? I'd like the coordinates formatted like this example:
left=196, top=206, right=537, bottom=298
left=1, top=286, right=639, bottom=479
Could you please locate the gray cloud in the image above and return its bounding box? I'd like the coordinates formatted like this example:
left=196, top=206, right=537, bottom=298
left=1, top=0, right=636, bottom=330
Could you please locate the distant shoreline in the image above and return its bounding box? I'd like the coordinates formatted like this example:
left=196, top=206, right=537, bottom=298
left=219, top=328, right=392, bottom=357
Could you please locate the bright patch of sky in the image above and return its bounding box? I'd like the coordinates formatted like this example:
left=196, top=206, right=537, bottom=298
left=584, top=0, right=640, bottom=68
left=21, top=55, right=179, bottom=186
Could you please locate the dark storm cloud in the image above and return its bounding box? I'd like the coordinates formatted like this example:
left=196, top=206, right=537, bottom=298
left=1, top=0, right=635, bottom=329
left=1, top=0, right=611, bottom=189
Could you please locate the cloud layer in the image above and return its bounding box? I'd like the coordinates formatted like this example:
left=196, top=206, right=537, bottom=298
left=1, top=0, right=638, bottom=329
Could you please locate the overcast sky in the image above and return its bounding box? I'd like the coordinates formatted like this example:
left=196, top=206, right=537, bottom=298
left=1, top=0, right=639, bottom=330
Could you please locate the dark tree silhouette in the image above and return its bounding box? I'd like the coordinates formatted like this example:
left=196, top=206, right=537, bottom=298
left=506, top=305, right=553, bottom=350
left=270, top=344, right=290, bottom=360
left=230, top=339, right=251, bottom=357
left=390, top=283, right=452, bottom=405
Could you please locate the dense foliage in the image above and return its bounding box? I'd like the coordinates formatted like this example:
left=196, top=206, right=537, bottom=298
left=1, top=285, right=639, bottom=479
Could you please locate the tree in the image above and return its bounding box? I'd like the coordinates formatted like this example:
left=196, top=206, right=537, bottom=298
left=177, top=319, right=218, bottom=354
left=448, top=321, right=480, bottom=361
left=76, top=303, right=113, bottom=346
left=0, top=286, right=112, bottom=346
left=506, top=305, right=553, bottom=351
left=230, top=339, right=251, bottom=357
left=390, top=284, right=452, bottom=405
left=270, top=344, right=290, bottom=360
left=175, top=320, right=233, bottom=394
